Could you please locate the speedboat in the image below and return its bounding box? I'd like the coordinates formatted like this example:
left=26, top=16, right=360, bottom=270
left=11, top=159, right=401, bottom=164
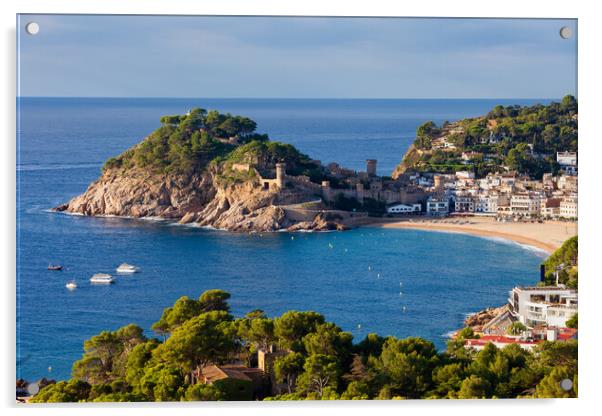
left=48, top=264, right=63, bottom=271
left=90, top=273, right=114, bottom=284
left=65, top=281, right=77, bottom=290
left=116, top=263, right=140, bottom=274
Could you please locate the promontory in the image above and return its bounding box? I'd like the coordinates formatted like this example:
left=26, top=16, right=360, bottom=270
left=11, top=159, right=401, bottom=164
left=54, top=108, right=375, bottom=232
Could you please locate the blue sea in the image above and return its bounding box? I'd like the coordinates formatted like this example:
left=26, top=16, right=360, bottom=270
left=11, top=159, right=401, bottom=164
left=16, top=98, right=550, bottom=381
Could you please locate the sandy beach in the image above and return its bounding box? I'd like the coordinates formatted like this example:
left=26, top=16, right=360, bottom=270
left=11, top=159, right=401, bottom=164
left=358, top=216, right=577, bottom=254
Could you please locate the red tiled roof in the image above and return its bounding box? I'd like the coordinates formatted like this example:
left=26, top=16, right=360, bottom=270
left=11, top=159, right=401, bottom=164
left=466, top=336, right=539, bottom=347
left=464, top=327, right=577, bottom=346
left=557, top=327, right=578, bottom=341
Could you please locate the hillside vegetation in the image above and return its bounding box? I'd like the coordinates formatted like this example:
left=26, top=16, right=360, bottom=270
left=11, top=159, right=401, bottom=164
left=542, top=236, right=578, bottom=288
left=397, top=95, right=578, bottom=179
left=102, top=107, right=322, bottom=181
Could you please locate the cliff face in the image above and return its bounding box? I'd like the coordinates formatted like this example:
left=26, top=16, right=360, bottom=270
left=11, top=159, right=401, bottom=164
left=57, top=168, right=215, bottom=219
left=391, top=144, right=419, bottom=179
left=55, top=166, right=343, bottom=232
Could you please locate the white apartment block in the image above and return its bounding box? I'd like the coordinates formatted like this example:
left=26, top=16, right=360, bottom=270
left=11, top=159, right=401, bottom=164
left=510, top=193, right=541, bottom=217
left=426, top=197, right=449, bottom=216
left=474, top=195, right=491, bottom=214
left=454, top=195, right=475, bottom=213
left=557, top=151, right=577, bottom=166
left=508, top=286, right=578, bottom=328
left=560, top=197, right=578, bottom=219
left=474, top=193, right=509, bottom=215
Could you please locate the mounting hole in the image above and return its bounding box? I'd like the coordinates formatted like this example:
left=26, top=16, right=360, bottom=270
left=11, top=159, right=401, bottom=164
left=559, top=26, right=572, bottom=40
left=25, top=22, right=40, bottom=35
left=560, top=378, right=573, bottom=391
left=27, top=382, right=40, bottom=395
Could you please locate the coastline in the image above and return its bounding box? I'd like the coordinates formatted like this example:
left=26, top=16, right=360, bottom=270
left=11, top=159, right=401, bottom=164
left=355, top=216, right=578, bottom=254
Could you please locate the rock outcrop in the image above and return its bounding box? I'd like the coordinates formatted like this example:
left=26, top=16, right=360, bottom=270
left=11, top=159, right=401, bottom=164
left=54, top=165, right=347, bottom=232
left=463, top=305, right=508, bottom=332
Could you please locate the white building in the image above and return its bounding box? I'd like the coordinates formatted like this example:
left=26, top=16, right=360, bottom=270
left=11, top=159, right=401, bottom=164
left=557, top=151, right=577, bottom=175
left=426, top=197, right=449, bottom=216
left=560, top=196, right=578, bottom=219
left=510, top=193, right=541, bottom=217
left=479, top=175, right=502, bottom=190
left=474, top=193, right=508, bottom=215
left=508, top=286, right=578, bottom=328
left=454, top=195, right=475, bottom=213
left=557, top=151, right=577, bottom=166
left=455, top=170, right=475, bottom=180
left=387, top=203, right=421, bottom=215
left=474, top=195, right=491, bottom=214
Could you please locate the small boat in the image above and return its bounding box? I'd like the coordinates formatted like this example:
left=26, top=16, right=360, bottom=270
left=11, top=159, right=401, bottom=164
left=90, top=273, right=114, bottom=284
left=116, top=263, right=140, bottom=274
left=65, top=281, right=77, bottom=290
left=48, top=264, right=63, bottom=271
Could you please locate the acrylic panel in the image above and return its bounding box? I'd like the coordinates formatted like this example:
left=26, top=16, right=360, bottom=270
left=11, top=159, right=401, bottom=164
left=16, top=15, right=578, bottom=402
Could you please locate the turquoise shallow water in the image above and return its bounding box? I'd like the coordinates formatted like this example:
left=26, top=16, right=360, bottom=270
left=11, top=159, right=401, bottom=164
left=16, top=98, right=548, bottom=381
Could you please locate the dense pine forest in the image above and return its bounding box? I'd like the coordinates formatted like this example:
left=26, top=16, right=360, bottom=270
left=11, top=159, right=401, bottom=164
left=29, top=289, right=577, bottom=402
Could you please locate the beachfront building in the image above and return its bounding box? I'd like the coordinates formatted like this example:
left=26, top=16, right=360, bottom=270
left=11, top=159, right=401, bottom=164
left=473, top=194, right=491, bottom=214
left=507, top=286, right=578, bottom=328
left=477, top=193, right=509, bottom=215
left=454, top=194, right=475, bottom=213
left=426, top=197, right=449, bottom=216
left=540, top=197, right=562, bottom=218
left=560, top=196, right=578, bottom=219
left=510, top=192, right=542, bottom=217
left=387, top=203, right=422, bottom=215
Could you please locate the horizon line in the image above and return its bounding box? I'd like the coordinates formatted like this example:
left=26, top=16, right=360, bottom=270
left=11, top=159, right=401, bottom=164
left=16, top=96, right=567, bottom=100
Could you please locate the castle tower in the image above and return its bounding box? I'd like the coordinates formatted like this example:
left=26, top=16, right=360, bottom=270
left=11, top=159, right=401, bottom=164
left=366, top=159, right=377, bottom=177
left=275, top=163, right=286, bottom=188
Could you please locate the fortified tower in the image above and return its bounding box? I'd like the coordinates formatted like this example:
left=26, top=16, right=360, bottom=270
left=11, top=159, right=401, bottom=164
left=275, top=163, right=286, bottom=188
left=366, top=159, right=377, bottom=177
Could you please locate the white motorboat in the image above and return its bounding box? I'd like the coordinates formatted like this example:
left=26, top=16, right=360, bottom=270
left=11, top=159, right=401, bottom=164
left=90, top=273, right=114, bottom=284
left=65, top=281, right=77, bottom=290
left=116, top=263, right=140, bottom=274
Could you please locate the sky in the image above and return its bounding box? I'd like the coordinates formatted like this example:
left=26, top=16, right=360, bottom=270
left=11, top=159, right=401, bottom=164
left=17, top=15, right=577, bottom=99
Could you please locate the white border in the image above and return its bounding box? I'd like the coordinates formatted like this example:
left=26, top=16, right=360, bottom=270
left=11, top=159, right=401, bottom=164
left=2, top=1, right=601, bottom=415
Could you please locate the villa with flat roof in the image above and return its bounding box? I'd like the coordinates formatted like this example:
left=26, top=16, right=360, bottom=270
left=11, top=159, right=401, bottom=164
left=508, top=286, right=577, bottom=328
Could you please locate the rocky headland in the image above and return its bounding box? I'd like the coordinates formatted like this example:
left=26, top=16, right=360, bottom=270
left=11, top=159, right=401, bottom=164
left=54, top=108, right=350, bottom=232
